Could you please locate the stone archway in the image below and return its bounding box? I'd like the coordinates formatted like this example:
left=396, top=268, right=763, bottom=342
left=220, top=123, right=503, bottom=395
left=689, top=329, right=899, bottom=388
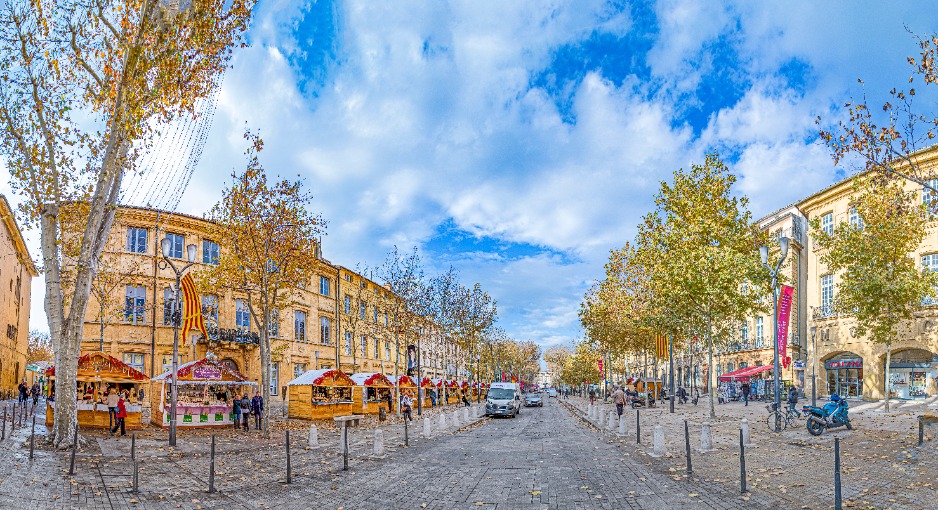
left=220, top=358, right=239, bottom=374
left=884, top=347, right=937, bottom=399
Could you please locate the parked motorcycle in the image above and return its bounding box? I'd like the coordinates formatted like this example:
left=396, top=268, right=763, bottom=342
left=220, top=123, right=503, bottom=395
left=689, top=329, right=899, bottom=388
left=802, top=394, right=852, bottom=436
left=629, top=392, right=656, bottom=408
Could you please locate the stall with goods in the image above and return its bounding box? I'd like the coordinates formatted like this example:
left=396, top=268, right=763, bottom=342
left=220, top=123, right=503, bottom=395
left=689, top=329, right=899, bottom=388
left=152, top=355, right=256, bottom=428
left=350, top=372, right=393, bottom=415
left=287, top=369, right=355, bottom=420
left=45, top=351, right=150, bottom=430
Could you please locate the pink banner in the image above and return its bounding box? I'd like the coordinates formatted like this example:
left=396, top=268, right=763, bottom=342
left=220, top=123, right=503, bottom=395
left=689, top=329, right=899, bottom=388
left=777, top=285, right=794, bottom=368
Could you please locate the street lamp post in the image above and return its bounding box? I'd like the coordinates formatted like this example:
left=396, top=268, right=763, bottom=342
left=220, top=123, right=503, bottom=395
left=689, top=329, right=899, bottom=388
left=810, top=325, right=817, bottom=407
left=759, top=236, right=790, bottom=416
left=160, top=239, right=198, bottom=447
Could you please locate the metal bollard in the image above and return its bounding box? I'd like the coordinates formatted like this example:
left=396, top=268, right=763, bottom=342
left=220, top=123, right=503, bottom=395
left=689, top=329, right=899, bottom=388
left=919, top=417, right=925, bottom=446
left=2, top=406, right=7, bottom=440
left=684, top=420, right=692, bottom=475
left=29, top=415, right=35, bottom=460
left=739, top=428, right=747, bottom=494
left=635, top=410, right=641, bottom=444
left=834, top=437, right=842, bottom=510
left=68, top=424, right=78, bottom=476
left=342, top=423, right=349, bottom=471
left=404, top=415, right=409, bottom=447
left=132, top=460, right=139, bottom=494
left=286, top=430, right=292, bottom=484
left=208, top=434, right=216, bottom=493
left=131, top=432, right=136, bottom=461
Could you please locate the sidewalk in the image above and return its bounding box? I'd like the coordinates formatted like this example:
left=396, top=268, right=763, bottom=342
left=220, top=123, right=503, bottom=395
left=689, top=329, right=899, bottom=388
left=562, top=395, right=938, bottom=509
left=0, top=399, right=488, bottom=509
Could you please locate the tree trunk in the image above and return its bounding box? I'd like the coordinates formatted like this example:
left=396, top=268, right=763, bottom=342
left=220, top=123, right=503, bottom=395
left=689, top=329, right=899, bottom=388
left=707, top=329, right=716, bottom=419
left=884, top=343, right=892, bottom=413
left=259, top=311, right=271, bottom=439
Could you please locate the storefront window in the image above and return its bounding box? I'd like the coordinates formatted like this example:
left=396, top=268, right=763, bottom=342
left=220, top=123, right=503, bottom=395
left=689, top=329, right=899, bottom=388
left=825, top=353, right=863, bottom=398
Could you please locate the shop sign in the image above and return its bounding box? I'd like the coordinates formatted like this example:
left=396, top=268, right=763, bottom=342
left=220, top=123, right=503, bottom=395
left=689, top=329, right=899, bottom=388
left=825, top=358, right=862, bottom=370
left=793, top=361, right=806, bottom=368
left=193, top=365, right=222, bottom=380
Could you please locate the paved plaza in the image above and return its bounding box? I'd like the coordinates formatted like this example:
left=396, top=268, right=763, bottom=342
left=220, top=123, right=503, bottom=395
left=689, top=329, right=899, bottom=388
left=0, top=396, right=933, bottom=508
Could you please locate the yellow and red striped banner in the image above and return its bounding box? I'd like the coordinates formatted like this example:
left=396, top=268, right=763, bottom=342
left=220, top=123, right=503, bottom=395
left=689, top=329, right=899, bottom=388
left=655, top=335, right=668, bottom=359
left=181, top=273, right=209, bottom=345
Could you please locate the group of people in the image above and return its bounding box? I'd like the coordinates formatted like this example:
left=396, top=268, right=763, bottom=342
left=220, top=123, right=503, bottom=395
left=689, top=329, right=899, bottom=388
left=17, top=380, right=40, bottom=406
left=232, top=393, right=265, bottom=431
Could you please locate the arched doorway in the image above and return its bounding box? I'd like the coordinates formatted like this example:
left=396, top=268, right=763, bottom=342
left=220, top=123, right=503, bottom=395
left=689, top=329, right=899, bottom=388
left=824, top=352, right=863, bottom=398
left=888, top=348, right=936, bottom=400
left=220, top=358, right=239, bottom=374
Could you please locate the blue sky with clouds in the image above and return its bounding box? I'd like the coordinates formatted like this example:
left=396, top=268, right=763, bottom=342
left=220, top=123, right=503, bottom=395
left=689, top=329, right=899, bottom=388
left=7, top=1, right=938, bottom=351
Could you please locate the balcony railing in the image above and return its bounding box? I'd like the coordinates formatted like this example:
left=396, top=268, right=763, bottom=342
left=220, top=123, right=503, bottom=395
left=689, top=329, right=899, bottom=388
left=812, top=304, right=838, bottom=320
left=208, top=326, right=259, bottom=345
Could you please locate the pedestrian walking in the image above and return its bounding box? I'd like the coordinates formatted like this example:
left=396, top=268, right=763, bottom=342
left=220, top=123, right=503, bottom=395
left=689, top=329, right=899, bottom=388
left=106, top=388, right=119, bottom=428
left=787, top=385, right=799, bottom=412
left=741, top=382, right=751, bottom=406
left=678, top=386, right=688, bottom=405
left=232, top=394, right=243, bottom=430
left=240, top=395, right=250, bottom=431
left=461, top=394, right=470, bottom=407
left=589, top=388, right=596, bottom=405
left=110, top=393, right=127, bottom=436
left=611, top=386, right=626, bottom=417
left=30, top=382, right=40, bottom=406
left=17, top=380, right=27, bottom=404
left=401, top=392, right=413, bottom=421
left=251, top=392, right=264, bottom=431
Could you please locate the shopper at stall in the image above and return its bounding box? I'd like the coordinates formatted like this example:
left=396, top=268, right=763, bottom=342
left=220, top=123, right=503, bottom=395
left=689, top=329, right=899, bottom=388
left=232, top=395, right=243, bottom=430
left=240, top=394, right=251, bottom=431
left=110, top=394, right=127, bottom=436
left=106, top=388, right=119, bottom=428
left=251, top=392, right=264, bottom=430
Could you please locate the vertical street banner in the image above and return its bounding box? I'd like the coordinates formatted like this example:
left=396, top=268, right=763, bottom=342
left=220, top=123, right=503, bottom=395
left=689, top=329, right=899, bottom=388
left=406, top=344, right=417, bottom=376
left=180, top=273, right=208, bottom=345
left=597, top=358, right=604, bottom=374
left=655, top=335, right=668, bottom=358
left=777, top=284, right=794, bottom=368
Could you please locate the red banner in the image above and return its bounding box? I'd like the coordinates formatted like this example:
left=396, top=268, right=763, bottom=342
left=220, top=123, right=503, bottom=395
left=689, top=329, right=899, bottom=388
left=777, top=285, right=794, bottom=368
left=597, top=359, right=604, bottom=374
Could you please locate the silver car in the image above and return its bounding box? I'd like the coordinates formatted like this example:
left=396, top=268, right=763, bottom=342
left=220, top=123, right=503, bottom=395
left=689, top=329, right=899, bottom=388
left=524, top=392, right=543, bottom=407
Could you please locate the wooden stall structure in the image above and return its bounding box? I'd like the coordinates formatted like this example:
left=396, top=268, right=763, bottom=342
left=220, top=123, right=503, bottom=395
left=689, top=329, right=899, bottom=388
left=420, top=377, right=437, bottom=408
left=152, top=356, right=256, bottom=429
left=350, top=372, right=393, bottom=415
left=445, top=379, right=460, bottom=404
left=287, top=369, right=355, bottom=420
left=633, top=378, right=662, bottom=401
left=46, top=351, right=150, bottom=430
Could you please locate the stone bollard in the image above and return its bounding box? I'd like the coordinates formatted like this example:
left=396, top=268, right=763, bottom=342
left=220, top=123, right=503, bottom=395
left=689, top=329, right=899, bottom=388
left=607, top=411, right=617, bottom=431
left=338, top=425, right=348, bottom=455
left=618, top=414, right=627, bottom=436
left=308, top=424, right=320, bottom=449
left=700, top=422, right=714, bottom=452
left=587, top=404, right=594, bottom=419
left=373, top=428, right=386, bottom=457
left=438, top=413, right=447, bottom=431
left=741, top=418, right=751, bottom=446
left=462, top=407, right=470, bottom=423
left=423, top=417, right=432, bottom=438
left=652, top=425, right=666, bottom=457
left=452, top=411, right=461, bottom=428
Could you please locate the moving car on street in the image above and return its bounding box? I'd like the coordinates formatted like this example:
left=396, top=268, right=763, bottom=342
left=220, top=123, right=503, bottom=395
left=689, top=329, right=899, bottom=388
left=485, top=382, right=522, bottom=418
left=524, top=392, right=543, bottom=407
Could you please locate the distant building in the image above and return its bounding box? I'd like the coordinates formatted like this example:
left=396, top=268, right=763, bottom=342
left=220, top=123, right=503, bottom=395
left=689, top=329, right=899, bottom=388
left=0, top=195, right=37, bottom=391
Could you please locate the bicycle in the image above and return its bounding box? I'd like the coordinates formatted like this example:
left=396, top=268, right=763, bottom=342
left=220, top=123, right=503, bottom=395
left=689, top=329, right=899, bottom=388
left=766, top=403, right=786, bottom=432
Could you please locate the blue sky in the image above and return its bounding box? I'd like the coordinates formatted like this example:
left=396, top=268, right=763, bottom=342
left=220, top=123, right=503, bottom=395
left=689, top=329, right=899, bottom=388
left=7, top=1, right=938, bottom=351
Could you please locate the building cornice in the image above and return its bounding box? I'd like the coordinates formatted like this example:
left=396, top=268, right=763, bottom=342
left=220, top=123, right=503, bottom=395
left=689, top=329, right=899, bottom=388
left=0, top=195, right=38, bottom=277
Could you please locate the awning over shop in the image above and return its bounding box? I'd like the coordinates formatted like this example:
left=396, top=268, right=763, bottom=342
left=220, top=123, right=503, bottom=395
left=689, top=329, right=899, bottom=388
left=718, top=364, right=772, bottom=382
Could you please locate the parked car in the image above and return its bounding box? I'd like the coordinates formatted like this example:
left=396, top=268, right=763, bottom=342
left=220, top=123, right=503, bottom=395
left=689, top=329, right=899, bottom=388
left=485, top=382, right=521, bottom=418
left=524, top=392, right=543, bottom=407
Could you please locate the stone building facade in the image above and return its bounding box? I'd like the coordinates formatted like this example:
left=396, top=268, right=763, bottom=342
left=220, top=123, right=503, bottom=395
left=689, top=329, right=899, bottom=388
left=0, top=195, right=36, bottom=391
left=802, top=146, right=938, bottom=401
left=79, top=205, right=430, bottom=404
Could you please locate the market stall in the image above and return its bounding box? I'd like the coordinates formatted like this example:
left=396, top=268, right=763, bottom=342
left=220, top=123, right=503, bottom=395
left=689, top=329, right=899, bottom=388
left=388, top=375, right=417, bottom=411
left=420, top=377, right=437, bottom=408
left=350, top=372, right=393, bottom=415
left=629, top=377, right=662, bottom=401
left=287, top=369, right=355, bottom=420
left=45, top=351, right=150, bottom=430
left=445, top=380, right=461, bottom=404
left=152, top=355, right=256, bottom=429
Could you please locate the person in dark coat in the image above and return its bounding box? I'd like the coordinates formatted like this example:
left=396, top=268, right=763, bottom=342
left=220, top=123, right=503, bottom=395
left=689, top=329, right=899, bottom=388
left=240, top=395, right=250, bottom=431
left=787, top=385, right=799, bottom=412
left=110, top=395, right=127, bottom=436
left=741, top=382, right=751, bottom=406
left=250, top=392, right=264, bottom=431
left=232, top=395, right=242, bottom=430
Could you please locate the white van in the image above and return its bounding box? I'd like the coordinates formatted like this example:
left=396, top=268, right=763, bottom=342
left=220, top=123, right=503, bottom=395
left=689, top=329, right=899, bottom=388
left=485, top=382, right=521, bottom=418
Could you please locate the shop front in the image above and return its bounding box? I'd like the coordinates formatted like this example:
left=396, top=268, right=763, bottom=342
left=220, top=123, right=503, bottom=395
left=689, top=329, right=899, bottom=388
left=888, top=349, right=937, bottom=400
left=825, top=354, right=863, bottom=399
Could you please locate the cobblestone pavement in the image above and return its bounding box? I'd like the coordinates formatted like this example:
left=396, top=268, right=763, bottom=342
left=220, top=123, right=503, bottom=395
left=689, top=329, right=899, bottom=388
left=566, top=395, right=938, bottom=510
left=0, top=397, right=779, bottom=509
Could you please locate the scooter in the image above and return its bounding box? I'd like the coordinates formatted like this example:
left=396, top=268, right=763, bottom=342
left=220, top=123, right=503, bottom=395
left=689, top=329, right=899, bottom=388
left=802, top=394, right=852, bottom=436
left=629, top=392, right=656, bottom=409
